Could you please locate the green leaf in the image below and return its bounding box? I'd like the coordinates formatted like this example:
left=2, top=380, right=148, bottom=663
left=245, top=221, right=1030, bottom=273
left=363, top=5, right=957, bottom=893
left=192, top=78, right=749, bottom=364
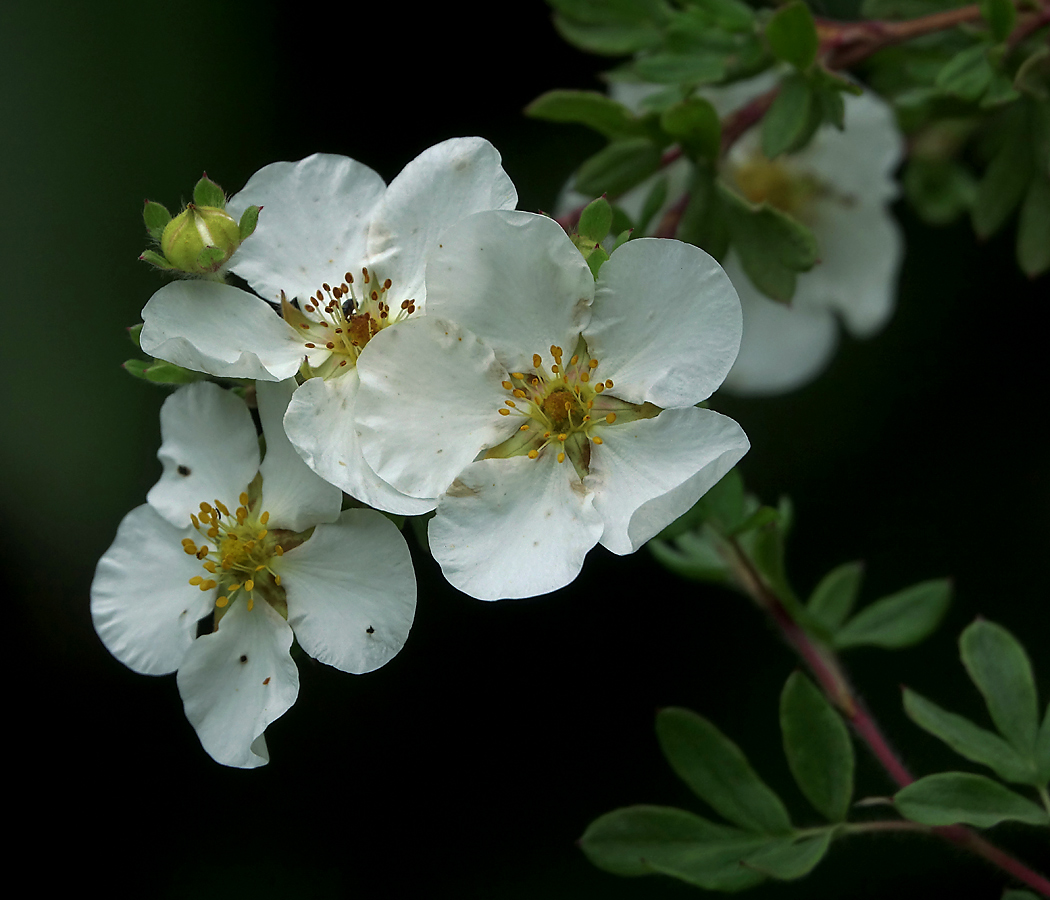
left=193, top=173, right=226, bottom=209
left=656, top=708, right=793, bottom=834
left=894, top=772, right=1050, bottom=827
left=634, top=51, right=726, bottom=85
left=660, top=97, right=721, bottom=162
left=1017, top=172, right=1050, bottom=277
left=525, top=90, right=643, bottom=139
left=743, top=830, right=833, bottom=880
left=575, top=138, right=663, bottom=197
left=693, top=466, right=746, bottom=533
left=577, top=196, right=614, bottom=244
left=903, top=158, right=978, bottom=225
left=123, top=359, right=203, bottom=385
left=553, top=15, right=662, bottom=55
left=833, top=578, right=951, bottom=650
left=973, top=110, right=1034, bottom=238
left=649, top=527, right=734, bottom=584
left=960, top=620, right=1040, bottom=756
left=580, top=806, right=812, bottom=892
left=139, top=249, right=176, bottom=270
left=765, top=1, right=819, bottom=71
left=762, top=73, right=821, bottom=158
left=718, top=181, right=819, bottom=303
left=806, top=561, right=864, bottom=634
left=903, top=688, right=1039, bottom=785
left=780, top=672, right=855, bottom=821
left=143, top=200, right=171, bottom=239
left=1014, top=46, right=1050, bottom=101
left=936, top=44, right=995, bottom=102
left=1038, top=704, right=1050, bottom=784
left=238, top=205, right=261, bottom=241
left=980, top=0, right=1016, bottom=43
left=676, top=168, right=729, bottom=259
left=690, top=0, right=755, bottom=32
left=1002, top=891, right=1041, bottom=900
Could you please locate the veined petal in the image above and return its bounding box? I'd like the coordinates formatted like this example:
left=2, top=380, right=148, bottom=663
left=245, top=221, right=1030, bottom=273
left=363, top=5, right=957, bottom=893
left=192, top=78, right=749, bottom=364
left=283, top=370, right=437, bottom=516
left=280, top=509, right=416, bottom=674
left=720, top=252, right=840, bottom=396
left=424, top=210, right=593, bottom=371
left=356, top=319, right=516, bottom=500
left=586, top=407, right=749, bottom=555
left=141, top=281, right=306, bottom=381
left=176, top=596, right=299, bottom=769
left=801, top=201, right=902, bottom=338
left=366, top=137, right=518, bottom=308
left=91, top=505, right=213, bottom=676
left=429, top=453, right=604, bottom=600
left=586, top=238, right=742, bottom=407
left=226, top=153, right=386, bottom=304
left=147, top=382, right=260, bottom=527
left=255, top=380, right=342, bottom=531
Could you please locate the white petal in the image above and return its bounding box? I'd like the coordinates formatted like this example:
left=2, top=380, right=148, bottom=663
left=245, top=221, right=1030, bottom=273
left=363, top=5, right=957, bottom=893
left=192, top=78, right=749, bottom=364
left=800, top=200, right=902, bottom=338
left=279, top=509, right=416, bottom=674
left=356, top=319, right=516, bottom=500
left=177, top=597, right=299, bottom=769
left=91, top=505, right=214, bottom=675
left=226, top=153, right=386, bottom=304
left=140, top=281, right=306, bottom=381
left=719, top=251, right=841, bottom=396
left=255, top=379, right=342, bottom=531
left=147, top=382, right=260, bottom=527
left=429, top=454, right=604, bottom=600
left=366, top=137, right=518, bottom=308
left=424, top=210, right=593, bottom=370
left=791, top=90, right=904, bottom=204
left=282, top=371, right=436, bottom=516
left=586, top=407, right=749, bottom=555
left=586, top=238, right=742, bottom=407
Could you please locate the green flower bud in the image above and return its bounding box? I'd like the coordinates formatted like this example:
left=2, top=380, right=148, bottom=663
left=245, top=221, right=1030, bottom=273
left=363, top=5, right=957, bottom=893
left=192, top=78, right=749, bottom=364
left=160, top=203, right=242, bottom=275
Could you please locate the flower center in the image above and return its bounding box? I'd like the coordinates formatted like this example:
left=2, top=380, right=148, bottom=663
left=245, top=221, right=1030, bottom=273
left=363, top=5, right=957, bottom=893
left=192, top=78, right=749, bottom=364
left=281, top=267, right=417, bottom=379
left=729, top=155, right=823, bottom=222
left=486, top=340, right=658, bottom=478
left=181, top=491, right=285, bottom=615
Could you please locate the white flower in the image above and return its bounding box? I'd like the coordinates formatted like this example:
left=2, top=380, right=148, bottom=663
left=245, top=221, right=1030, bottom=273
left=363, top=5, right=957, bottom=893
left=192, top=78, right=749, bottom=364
left=90, top=381, right=416, bottom=768
left=562, top=76, right=905, bottom=395
left=354, top=209, right=749, bottom=601
left=139, top=138, right=517, bottom=513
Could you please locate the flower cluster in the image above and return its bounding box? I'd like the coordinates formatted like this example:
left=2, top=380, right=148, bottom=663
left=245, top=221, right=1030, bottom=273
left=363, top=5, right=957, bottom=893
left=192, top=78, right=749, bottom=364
left=96, top=136, right=748, bottom=764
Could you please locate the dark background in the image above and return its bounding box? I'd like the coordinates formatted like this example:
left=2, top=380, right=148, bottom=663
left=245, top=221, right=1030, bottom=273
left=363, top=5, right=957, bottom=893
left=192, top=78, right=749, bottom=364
left=4, top=1, right=1046, bottom=897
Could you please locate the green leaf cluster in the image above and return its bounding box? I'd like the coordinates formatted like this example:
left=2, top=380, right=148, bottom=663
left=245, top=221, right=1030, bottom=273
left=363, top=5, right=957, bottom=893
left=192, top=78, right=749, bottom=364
left=581, top=676, right=853, bottom=890
left=895, top=620, right=1050, bottom=828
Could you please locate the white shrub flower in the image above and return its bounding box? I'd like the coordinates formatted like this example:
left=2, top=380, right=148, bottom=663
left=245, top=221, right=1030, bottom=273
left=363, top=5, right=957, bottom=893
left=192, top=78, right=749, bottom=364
left=563, top=76, right=905, bottom=395
left=91, top=381, right=416, bottom=768
left=139, top=138, right=517, bottom=513
left=354, top=209, right=749, bottom=601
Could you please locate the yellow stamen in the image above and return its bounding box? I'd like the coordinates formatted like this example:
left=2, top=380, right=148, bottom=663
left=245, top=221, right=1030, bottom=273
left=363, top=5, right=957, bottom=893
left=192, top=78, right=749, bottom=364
left=216, top=596, right=228, bottom=608
left=606, top=413, right=616, bottom=424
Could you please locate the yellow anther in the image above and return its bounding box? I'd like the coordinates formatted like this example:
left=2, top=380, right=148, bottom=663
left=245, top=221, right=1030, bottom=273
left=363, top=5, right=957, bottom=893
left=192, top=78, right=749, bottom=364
left=257, top=530, right=267, bottom=540
left=498, top=408, right=511, bottom=416
left=595, top=383, right=605, bottom=393
left=239, top=492, right=250, bottom=506
left=274, top=574, right=282, bottom=585
left=570, top=355, right=579, bottom=366
left=580, top=372, right=590, bottom=383
left=557, top=452, right=566, bottom=463
left=216, top=596, right=229, bottom=608
left=199, top=579, right=217, bottom=591
left=260, top=511, right=270, bottom=524
left=189, top=576, right=203, bottom=586
left=199, top=501, right=213, bottom=514
left=505, top=400, right=516, bottom=408
left=196, top=546, right=209, bottom=559
left=182, top=544, right=197, bottom=556
left=511, top=372, right=525, bottom=380
left=551, top=345, right=562, bottom=358
left=215, top=500, right=230, bottom=517
left=589, top=359, right=598, bottom=369
left=275, top=546, right=284, bottom=556
left=502, top=380, right=513, bottom=390
left=551, top=364, right=560, bottom=374
left=606, top=413, right=617, bottom=424
left=528, top=450, right=539, bottom=459
left=255, top=564, right=266, bottom=572
left=519, top=423, right=529, bottom=431
left=229, top=583, right=241, bottom=593
left=247, top=597, right=254, bottom=611
left=245, top=580, right=255, bottom=591
left=513, top=389, right=526, bottom=398
left=605, top=379, right=614, bottom=388
left=558, top=433, right=567, bottom=442
left=533, top=354, right=542, bottom=368
left=190, top=513, right=200, bottom=529
left=592, top=436, right=604, bottom=444
left=203, top=561, right=217, bottom=573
